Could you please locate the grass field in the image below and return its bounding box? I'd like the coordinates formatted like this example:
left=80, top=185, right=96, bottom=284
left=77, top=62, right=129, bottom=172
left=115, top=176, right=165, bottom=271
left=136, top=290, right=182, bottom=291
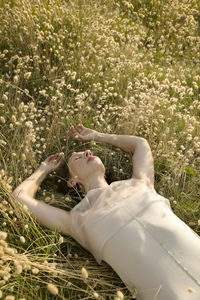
left=0, top=0, right=200, bottom=299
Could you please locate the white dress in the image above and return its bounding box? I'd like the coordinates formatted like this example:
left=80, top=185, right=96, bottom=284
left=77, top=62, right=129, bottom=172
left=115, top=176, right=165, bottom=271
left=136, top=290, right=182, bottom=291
left=70, top=179, right=200, bottom=299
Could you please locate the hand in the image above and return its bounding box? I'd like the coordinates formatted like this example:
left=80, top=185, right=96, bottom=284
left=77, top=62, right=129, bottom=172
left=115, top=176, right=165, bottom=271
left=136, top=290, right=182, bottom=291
left=40, top=153, right=65, bottom=173
left=68, top=124, right=98, bottom=142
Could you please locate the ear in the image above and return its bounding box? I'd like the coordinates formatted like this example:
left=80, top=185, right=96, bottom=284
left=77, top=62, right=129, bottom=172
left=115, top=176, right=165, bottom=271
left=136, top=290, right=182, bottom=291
left=67, top=178, right=77, bottom=188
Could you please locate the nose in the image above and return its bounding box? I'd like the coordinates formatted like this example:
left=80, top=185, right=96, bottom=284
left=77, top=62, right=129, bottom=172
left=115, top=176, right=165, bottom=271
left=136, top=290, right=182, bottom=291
left=84, top=149, right=92, bottom=158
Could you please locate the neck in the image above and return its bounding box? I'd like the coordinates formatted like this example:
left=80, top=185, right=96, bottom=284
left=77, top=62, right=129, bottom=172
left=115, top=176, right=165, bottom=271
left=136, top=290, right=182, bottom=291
left=82, top=175, right=109, bottom=193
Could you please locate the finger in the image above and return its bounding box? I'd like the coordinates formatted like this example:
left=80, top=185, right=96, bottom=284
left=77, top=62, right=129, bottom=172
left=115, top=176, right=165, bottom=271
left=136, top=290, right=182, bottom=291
left=55, top=156, right=62, bottom=163
left=69, top=125, right=75, bottom=134
left=55, top=153, right=64, bottom=159
left=52, top=156, right=63, bottom=164
left=49, top=156, right=58, bottom=162
left=69, top=125, right=81, bottom=139
left=71, top=127, right=77, bottom=135
left=73, top=127, right=81, bottom=137
left=74, top=133, right=80, bottom=139
left=77, top=124, right=83, bottom=129
left=79, top=124, right=85, bottom=131
left=52, top=153, right=60, bottom=158
left=69, top=129, right=76, bottom=137
left=47, top=155, right=56, bottom=161
left=69, top=130, right=77, bottom=138
left=69, top=130, right=77, bottom=139
left=49, top=153, right=61, bottom=161
left=76, top=126, right=82, bottom=133
left=68, top=131, right=74, bottom=138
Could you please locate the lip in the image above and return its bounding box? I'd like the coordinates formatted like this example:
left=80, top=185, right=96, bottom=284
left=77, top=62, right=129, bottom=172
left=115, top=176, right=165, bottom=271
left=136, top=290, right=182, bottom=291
left=87, top=156, right=95, bottom=162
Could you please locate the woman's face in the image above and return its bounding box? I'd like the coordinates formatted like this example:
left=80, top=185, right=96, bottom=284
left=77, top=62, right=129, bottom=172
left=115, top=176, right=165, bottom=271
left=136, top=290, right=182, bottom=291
left=67, top=149, right=105, bottom=181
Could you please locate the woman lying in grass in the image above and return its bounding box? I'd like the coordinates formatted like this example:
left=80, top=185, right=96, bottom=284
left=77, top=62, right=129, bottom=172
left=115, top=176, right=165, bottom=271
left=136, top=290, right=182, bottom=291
left=13, top=124, right=200, bottom=300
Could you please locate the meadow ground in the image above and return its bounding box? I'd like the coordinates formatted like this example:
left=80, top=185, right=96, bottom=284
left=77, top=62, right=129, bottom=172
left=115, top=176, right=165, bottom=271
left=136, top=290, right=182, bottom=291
left=0, top=0, right=200, bottom=299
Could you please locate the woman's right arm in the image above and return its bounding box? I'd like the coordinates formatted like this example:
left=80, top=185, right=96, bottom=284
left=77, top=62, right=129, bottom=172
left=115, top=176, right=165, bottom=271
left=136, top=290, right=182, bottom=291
left=69, top=125, right=154, bottom=189
left=13, top=190, right=72, bottom=236
left=12, top=155, right=72, bottom=237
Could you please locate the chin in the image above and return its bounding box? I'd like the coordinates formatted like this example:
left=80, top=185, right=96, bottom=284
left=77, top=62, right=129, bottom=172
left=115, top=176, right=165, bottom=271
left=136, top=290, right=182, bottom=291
left=94, top=157, right=104, bottom=167
left=89, top=158, right=105, bottom=174
left=97, top=160, right=106, bottom=173
left=94, top=157, right=102, bottom=164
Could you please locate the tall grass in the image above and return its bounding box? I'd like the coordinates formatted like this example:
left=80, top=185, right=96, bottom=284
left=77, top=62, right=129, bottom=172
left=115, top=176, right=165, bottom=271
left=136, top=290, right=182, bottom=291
left=0, top=0, right=200, bottom=298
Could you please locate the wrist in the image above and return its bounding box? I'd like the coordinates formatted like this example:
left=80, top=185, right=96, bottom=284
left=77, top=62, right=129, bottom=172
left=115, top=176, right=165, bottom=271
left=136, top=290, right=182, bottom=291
left=37, top=164, right=51, bottom=175
left=94, top=132, right=104, bottom=142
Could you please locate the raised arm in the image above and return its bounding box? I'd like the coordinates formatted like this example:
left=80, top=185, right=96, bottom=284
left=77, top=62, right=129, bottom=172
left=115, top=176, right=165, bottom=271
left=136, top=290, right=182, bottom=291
left=69, top=125, right=154, bottom=189
left=12, top=154, right=72, bottom=236
left=96, top=133, right=154, bottom=189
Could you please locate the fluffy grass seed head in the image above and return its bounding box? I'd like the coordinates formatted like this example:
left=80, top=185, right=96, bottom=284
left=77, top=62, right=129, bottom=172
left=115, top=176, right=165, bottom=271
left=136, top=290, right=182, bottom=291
left=24, top=72, right=31, bottom=79
left=93, top=292, right=99, bottom=298
left=2, top=94, right=8, bottom=101
left=0, top=117, right=6, bottom=124
left=13, top=75, right=19, bottom=84
left=15, top=264, right=23, bottom=275
left=47, top=283, right=59, bottom=296
left=19, top=236, right=25, bottom=243
left=0, top=231, right=7, bottom=240
left=58, top=235, right=64, bottom=245
left=116, top=291, right=124, bottom=299
left=81, top=267, right=88, bottom=279
left=5, top=296, right=15, bottom=300
left=32, top=268, right=39, bottom=275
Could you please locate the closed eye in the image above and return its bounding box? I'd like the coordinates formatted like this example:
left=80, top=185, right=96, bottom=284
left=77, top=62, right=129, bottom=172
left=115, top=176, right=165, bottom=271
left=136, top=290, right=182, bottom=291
left=74, top=157, right=81, bottom=160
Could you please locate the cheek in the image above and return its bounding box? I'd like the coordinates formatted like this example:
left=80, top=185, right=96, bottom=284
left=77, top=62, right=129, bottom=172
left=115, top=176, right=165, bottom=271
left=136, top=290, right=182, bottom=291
left=69, top=162, right=79, bottom=176
left=73, top=161, right=86, bottom=176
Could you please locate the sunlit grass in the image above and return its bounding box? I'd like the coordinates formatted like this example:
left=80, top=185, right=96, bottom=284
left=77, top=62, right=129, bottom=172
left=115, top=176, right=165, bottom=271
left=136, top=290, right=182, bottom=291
left=0, top=0, right=200, bottom=298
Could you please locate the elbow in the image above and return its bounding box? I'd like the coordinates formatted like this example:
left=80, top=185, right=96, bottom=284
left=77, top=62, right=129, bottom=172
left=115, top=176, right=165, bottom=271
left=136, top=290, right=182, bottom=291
left=12, top=189, right=19, bottom=198
left=139, top=137, right=149, bottom=144
left=138, top=137, right=150, bottom=149
left=130, top=137, right=149, bottom=153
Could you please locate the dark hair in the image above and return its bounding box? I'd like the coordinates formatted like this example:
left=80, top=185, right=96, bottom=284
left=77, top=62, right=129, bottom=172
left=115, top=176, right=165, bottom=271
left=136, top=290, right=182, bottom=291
left=54, top=162, right=121, bottom=195
left=54, top=161, right=71, bottom=194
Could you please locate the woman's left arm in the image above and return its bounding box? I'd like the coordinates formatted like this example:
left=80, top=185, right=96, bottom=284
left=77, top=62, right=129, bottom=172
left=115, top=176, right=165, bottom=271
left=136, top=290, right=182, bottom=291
left=95, top=133, right=154, bottom=189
